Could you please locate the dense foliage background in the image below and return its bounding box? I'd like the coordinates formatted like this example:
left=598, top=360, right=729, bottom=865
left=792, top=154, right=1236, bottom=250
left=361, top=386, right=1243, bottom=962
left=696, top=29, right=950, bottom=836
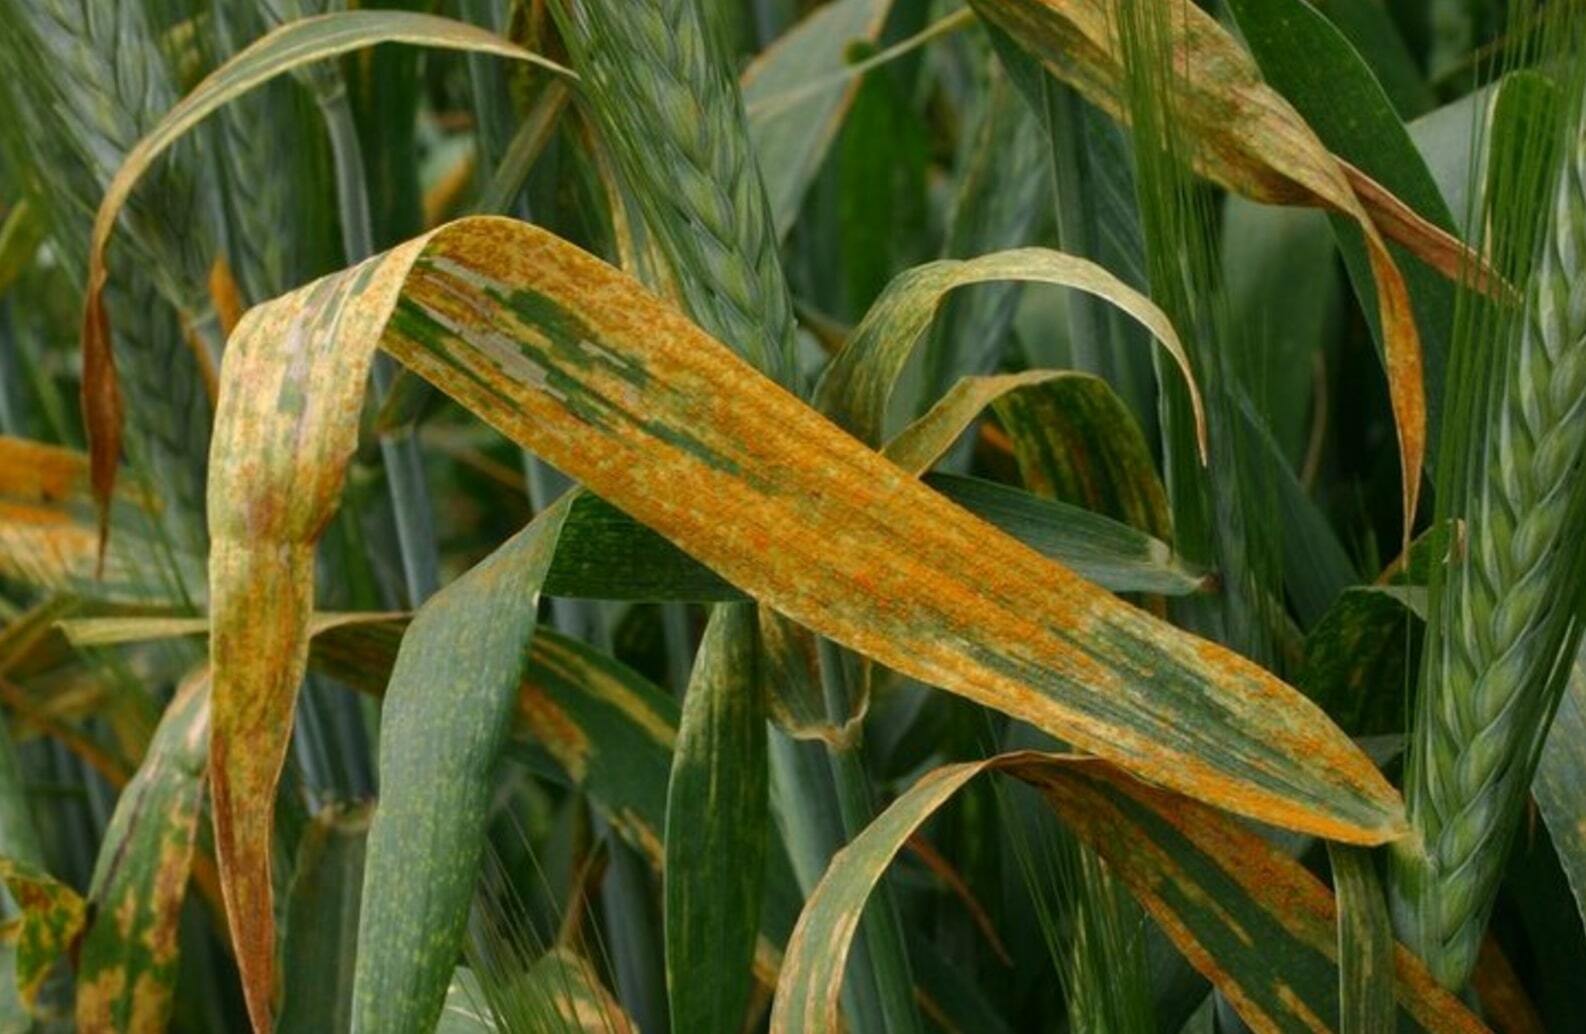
left=0, top=0, right=1584, bottom=1031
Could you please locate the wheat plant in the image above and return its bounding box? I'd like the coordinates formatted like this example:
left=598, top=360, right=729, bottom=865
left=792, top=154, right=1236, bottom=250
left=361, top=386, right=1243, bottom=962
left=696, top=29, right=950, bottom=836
left=1, top=1, right=1585, bottom=1033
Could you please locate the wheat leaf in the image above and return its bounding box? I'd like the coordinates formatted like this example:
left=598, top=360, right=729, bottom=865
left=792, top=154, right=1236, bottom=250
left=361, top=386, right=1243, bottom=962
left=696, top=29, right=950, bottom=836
left=1225, top=0, right=1463, bottom=454
left=664, top=604, right=768, bottom=1034
left=351, top=496, right=572, bottom=1033
left=1331, top=844, right=1397, bottom=1034
left=992, top=374, right=1175, bottom=543
left=75, top=668, right=209, bottom=1033
left=969, top=0, right=1435, bottom=536
left=0, top=856, right=86, bottom=1009
left=278, top=803, right=372, bottom=1032
left=769, top=754, right=1482, bottom=1034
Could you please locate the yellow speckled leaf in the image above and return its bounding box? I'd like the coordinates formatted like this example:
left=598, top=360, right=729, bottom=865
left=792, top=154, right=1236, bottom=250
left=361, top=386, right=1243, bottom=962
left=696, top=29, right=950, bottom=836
left=769, top=754, right=1483, bottom=1034
left=203, top=216, right=1403, bottom=1030
left=0, top=856, right=85, bottom=1010
left=75, top=667, right=210, bottom=1034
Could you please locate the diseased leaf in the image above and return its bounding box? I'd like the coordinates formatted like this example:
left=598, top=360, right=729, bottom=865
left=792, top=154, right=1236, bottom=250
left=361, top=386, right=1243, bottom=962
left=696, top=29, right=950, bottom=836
left=204, top=248, right=408, bottom=1032
left=0, top=856, right=85, bottom=1009
left=80, top=10, right=571, bottom=538
left=75, top=667, right=210, bottom=1034
left=664, top=606, right=768, bottom=1034
left=742, top=0, right=895, bottom=238
left=769, top=754, right=1482, bottom=1034
left=352, top=496, right=573, bottom=1033
left=1224, top=0, right=1462, bottom=454
left=883, top=370, right=1076, bottom=476
left=813, top=247, right=1204, bottom=455
left=967, top=0, right=1442, bottom=535
left=199, top=220, right=1403, bottom=998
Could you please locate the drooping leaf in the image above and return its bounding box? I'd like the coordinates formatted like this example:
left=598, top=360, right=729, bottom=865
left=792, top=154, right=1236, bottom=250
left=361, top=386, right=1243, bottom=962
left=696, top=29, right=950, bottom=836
left=741, top=0, right=895, bottom=238
left=204, top=248, right=407, bottom=1031
left=353, top=496, right=573, bottom=1033
left=279, top=803, right=372, bottom=1034
left=967, top=0, right=1453, bottom=535
left=79, top=10, right=572, bottom=537
left=1225, top=0, right=1462, bottom=454
left=74, top=667, right=209, bottom=1034
left=0, top=856, right=85, bottom=1009
left=664, top=604, right=768, bottom=1034
left=769, top=753, right=1481, bottom=1034
left=882, top=370, right=1075, bottom=476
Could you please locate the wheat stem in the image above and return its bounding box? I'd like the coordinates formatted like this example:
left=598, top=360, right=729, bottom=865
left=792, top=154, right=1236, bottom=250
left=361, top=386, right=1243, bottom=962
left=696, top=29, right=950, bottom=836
left=1392, top=102, right=1586, bottom=989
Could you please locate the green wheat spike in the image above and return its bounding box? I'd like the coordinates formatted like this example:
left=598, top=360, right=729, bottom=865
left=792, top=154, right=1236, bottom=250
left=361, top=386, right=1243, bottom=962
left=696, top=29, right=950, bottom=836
left=549, top=0, right=799, bottom=388
left=1393, top=90, right=1586, bottom=989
